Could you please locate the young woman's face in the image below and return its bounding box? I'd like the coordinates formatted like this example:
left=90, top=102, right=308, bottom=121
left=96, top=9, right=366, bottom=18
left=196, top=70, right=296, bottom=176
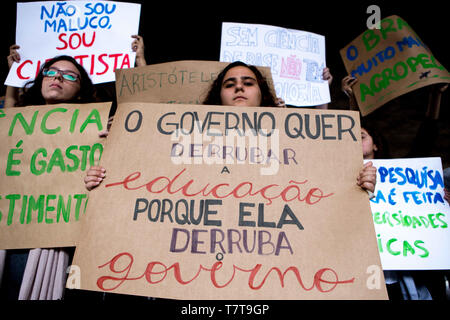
left=41, top=60, right=81, bottom=104
left=361, top=128, right=378, bottom=159
left=220, top=66, right=262, bottom=107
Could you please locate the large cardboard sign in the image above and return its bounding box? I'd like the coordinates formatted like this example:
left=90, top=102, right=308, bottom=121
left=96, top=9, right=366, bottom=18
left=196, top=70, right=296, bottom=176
left=5, top=1, right=141, bottom=87
left=220, top=22, right=330, bottom=107
left=368, top=158, right=450, bottom=270
left=340, top=15, right=450, bottom=116
left=71, top=103, right=387, bottom=299
left=115, top=60, right=276, bottom=105
left=0, top=102, right=111, bottom=249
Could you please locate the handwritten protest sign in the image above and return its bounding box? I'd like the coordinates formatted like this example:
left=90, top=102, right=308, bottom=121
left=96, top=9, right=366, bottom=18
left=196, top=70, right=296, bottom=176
left=115, top=60, right=276, bottom=105
left=71, top=103, right=387, bottom=299
left=0, top=102, right=111, bottom=249
left=340, top=15, right=450, bottom=116
left=5, top=1, right=141, bottom=87
left=220, top=22, right=330, bottom=107
left=368, top=158, right=450, bottom=270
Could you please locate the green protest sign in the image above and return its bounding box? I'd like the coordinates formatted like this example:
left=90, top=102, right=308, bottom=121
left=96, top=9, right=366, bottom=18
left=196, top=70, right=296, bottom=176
left=340, top=15, right=450, bottom=116
left=368, top=158, right=450, bottom=270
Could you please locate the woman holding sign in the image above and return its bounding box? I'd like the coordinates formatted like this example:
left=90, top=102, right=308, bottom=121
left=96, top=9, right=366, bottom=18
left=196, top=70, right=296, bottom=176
left=1, top=54, right=97, bottom=301
left=343, top=75, right=450, bottom=300
left=5, top=34, right=146, bottom=108
left=203, top=61, right=332, bottom=109
left=85, top=61, right=377, bottom=195
left=203, top=61, right=280, bottom=107
left=5, top=50, right=96, bottom=107
left=360, top=119, right=441, bottom=300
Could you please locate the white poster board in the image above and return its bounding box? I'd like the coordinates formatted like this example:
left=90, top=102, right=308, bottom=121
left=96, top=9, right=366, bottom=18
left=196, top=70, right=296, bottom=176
left=5, top=1, right=141, bottom=86
left=220, top=22, right=330, bottom=107
left=368, top=158, right=450, bottom=270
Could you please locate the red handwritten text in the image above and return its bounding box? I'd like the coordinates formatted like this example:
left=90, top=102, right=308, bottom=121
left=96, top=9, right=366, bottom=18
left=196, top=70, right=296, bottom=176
left=96, top=252, right=355, bottom=293
left=105, top=168, right=333, bottom=206
left=56, top=32, right=96, bottom=50
left=14, top=53, right=131, bottom=80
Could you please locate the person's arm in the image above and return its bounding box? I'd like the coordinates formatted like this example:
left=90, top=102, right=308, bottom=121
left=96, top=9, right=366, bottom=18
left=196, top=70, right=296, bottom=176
left=426, top=83, right=448, bottom=120
left=4, top=85, right=19, bottom=108
left=4, top=44, right=21, bottom=107
left=85, top=115, right=114, bottom=190
left=341, top=75, right=358, bottom=110
left=84, top=166, right=106, bottom=191
left=316, top=67, right=333, bottom=109
left=98, top=116, right=114, bottom=138
left=275, top=97, right=286, bottom=108
left=357, top=161, right=377, bottom=194
left=131, top=35, right=147, bottom=67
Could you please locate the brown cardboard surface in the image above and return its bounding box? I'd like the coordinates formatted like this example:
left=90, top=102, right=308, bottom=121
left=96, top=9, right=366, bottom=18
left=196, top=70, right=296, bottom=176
left=115, top=60, right=276, bottom=105
left=71, top=102, right=387, bottom=299
left=0, top=102, right=111, bottom=249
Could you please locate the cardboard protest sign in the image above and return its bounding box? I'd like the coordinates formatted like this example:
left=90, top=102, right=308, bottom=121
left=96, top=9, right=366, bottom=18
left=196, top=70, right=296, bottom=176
left=5, top=1, right=141, bottom=87
left=115, top=60, right=276, bottom=105
left=0, top=102, right=111, bottom=249
left=220, top=22, right=330, bottom=107
left=71, top=103, right=387, bottom=299
left=340, top=15, right=450, bottom=116
left=368, top=158, right=450, bottom=270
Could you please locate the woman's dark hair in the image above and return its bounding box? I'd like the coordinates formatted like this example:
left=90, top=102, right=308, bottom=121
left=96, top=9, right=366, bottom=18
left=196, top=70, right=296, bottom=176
left=18, top=55, right=96, bottom=106
left=202, top=61, right=277, bottom=107
left=360, top=118, right=391, bottom=159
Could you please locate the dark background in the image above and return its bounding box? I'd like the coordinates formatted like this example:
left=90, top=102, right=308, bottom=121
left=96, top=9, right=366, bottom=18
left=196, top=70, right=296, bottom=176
left=1, top=0, right=448, bottom=166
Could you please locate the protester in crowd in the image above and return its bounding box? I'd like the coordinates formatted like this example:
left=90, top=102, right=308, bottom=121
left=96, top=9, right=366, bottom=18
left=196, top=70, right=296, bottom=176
left=422, top=85, right=450, bottom=299
left=131, top=34, right=147, bottom=67
left=5, top=46, right=96, bottom=108
left=1, top=54, right=97, bottom=301
left=317, top=67, right=333, bottom=109
left=359, top=118, right=435, bottom=300
left=5, top=44, right=23, bottom=108
left=5, top=35, right=146, bottom=108
left=360, top=119, right=390, bottom=160
left=274, top=67, right=332, bottom=109
left=341, top=75, right=358, bottom=110
left=21, top=56, right=95, bottom=106
left=343, top=76, right=449, bottom=300
left=202, top=61, right=279, bottom=107
left=202, top=61, right=333, bottom=109
left=85, top=61, right=376, bottom=194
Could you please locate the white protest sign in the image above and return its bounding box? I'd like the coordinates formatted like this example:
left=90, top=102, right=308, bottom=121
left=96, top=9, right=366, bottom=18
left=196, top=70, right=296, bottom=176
left=5, top=1, right=141, bottom=86
left=368, top=158, right=450, bottom=270
left=220, top=22, right=330, bottom=107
